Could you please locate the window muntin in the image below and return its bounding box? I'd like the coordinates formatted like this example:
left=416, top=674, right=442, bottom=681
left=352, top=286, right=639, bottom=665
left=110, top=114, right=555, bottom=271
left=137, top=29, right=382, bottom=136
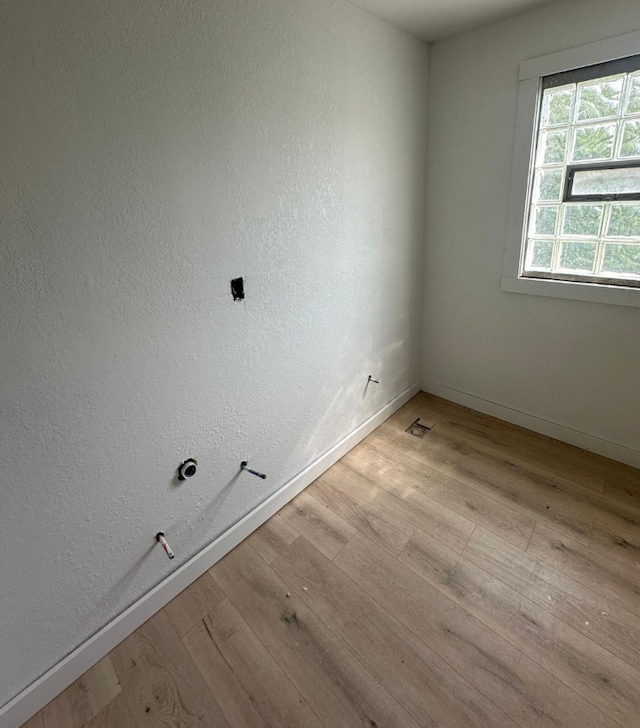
left=523, top=56, right=640, bottom=287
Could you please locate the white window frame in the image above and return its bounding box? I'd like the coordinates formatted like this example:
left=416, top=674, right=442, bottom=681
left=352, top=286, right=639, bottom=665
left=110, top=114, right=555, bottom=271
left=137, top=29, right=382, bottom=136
left=502, top=29, right=640, bottom=308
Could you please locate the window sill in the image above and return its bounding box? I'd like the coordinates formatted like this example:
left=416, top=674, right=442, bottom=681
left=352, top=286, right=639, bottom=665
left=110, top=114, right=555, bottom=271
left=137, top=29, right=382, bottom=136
left=501, top=275, right=640, bottom=307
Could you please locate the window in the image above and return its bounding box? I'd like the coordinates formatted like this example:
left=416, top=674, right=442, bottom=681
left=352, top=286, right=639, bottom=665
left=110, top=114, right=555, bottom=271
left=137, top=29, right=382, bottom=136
left=502, top=30, right=640, bottom=307
left=524, top=57, right=640, bottom=286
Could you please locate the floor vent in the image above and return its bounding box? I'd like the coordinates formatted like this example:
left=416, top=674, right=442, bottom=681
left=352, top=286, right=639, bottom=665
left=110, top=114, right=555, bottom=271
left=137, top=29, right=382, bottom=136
left=405, top=418, right=431, bottom=438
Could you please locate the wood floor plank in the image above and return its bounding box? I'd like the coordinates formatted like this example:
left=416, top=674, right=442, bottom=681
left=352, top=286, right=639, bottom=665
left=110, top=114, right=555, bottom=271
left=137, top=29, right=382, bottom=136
left=464, top=527, right=640, bottom=671
left=527, top=523, right=640, bottom=616
left=603, top=479, right=640, bottom=510
left=85, top=694, right=138, bottom=728
left=110, top=610, right=230, bottom=728
left=210, top=539, right=421, bottom=728
left=245, top=512, right=300, bottom=564
left=311, top=476, right=415, bottom=555
left=183, top=599, right=305, bottom=728
left=42, top=656, right=121, bottom=728
left=378, top=417, right=600, bottom=521
left=539, top=466, right=640, bottom=536
left=373, top=422, right=595, bottom=544
left=164, top=571, right=225, bottom=638
left=345, top=438, right=535, bottom=549
left=575, top=490, right=640, bottom=536
left=271, top=535, right=519, bottom=728
left=277, top=490, right=355, bottom=560
left=398, top=394, right=608, bottom=493
left=403, top=399, right=640, bottom=538
left=401, top=393, right=611, bottom=486
left=323, top=460, right=475, bottom=554
left=402, top=402, right=640, bottom=537
left=590, top=516, right=640, bottom=570
left=604, top=461, right=640, bottom=508
left=335, top=531, right=619, bottom=728
left=182, top=600, right=270, bottom=728
left=399, top=528, right=640, bottom=727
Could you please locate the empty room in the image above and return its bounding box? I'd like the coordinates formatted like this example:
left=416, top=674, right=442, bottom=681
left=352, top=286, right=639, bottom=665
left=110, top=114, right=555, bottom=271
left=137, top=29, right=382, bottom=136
left=2, top=0, right=640, bottom=726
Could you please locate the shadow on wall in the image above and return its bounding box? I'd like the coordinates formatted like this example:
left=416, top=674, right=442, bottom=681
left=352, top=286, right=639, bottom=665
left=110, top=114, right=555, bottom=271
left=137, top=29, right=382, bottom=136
left=95, top=331, right=412, bottom=615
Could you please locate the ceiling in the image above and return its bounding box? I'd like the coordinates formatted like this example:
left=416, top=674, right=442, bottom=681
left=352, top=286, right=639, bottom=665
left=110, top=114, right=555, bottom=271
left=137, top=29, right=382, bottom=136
left=348, top=0, right=559, bottom=42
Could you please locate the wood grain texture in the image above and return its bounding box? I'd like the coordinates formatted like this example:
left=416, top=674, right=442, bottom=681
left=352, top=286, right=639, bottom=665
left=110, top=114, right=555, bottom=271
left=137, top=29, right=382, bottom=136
left=374, top=421, right=596, bottom=544
left=380, top=395, right=604, bottom=516
left=271, top=535, right=518, bottom=728
left=163, top=571, right=225, bottom=638
left=42, top=657, right=121, bottom=728
left=85, top=694, right=137, bottom=728
left=401, top=393, right=608, bottom=492
left=591, top=516, right=640, bottom=570
left=604, top=468, right=640, bottom=508
left=184, top=598, right=315, bottom=728
left=324, top=460, right=476, bottom=554
left=464, top=527, right=640, bottom=671
left=244, top=512, right=300, bottom=564
left=311, top=476, right=416, bottom=555
left=528, top=523, right=640, bottom=616
left=277, top=489, right=356, bottom=560
left=345, top=437, right=535, bottom=549
left=210, top=539, right=421, bottom=728
left=21, top=393, right=640, bottom=728
left=110, top=610, right=230, bottom=728
left=399, top=528, right=640, bottom=727
left=182, top=610, right=268, bottom=728
left=335, top=531, right=620, bottom=728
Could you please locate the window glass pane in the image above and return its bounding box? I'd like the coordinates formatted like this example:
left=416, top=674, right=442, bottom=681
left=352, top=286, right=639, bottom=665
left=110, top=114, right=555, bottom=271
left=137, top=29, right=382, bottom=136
left=558, top=241, right=597, bottom=272
left=601, top=243, right=640, bottom=276
left=576, top=76, right=624, bottom=120
left=534, top=169, right=563, bottom=201
left=620, top=120, right=640, bottom=158
left=626, top=74, right=640, bottom=115
left=541, top=86, right=574, bottom=127
left=527, top=240, right=554, bottom=269
left=571, top=166, right=640, bottom=196
left=607, top=204, right=640, bottom=237
left=540, top=130, right=568, bottom=164
left=531, top=206, right=558, bottom=236
left=562, top=205, right=602, bottom=236
left=572, top=123, right=616, bottom=161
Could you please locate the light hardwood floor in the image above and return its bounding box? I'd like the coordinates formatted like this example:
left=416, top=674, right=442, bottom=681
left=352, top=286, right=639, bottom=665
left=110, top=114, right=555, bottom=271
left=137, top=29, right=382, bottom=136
left=22, top=394, right=640, bottom=728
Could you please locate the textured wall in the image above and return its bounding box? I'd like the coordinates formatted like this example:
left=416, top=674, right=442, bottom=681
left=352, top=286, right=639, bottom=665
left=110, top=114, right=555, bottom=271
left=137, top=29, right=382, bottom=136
left=423, top=0, right=640, bottom=457
left=0, top=0, right=428, bottom=706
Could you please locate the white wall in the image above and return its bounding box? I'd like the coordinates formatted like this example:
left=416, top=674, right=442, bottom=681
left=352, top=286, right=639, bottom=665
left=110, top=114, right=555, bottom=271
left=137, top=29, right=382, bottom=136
left=423, top=0, right=640, bottom=464
left=0, top=0, right=428, bottom=707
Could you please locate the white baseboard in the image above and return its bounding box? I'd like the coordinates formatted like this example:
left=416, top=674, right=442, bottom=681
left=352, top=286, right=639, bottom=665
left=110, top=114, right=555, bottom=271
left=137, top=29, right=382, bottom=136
left=1, top=380, right=421, bottom=728
left=421, top=379, right=640, bottom=469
